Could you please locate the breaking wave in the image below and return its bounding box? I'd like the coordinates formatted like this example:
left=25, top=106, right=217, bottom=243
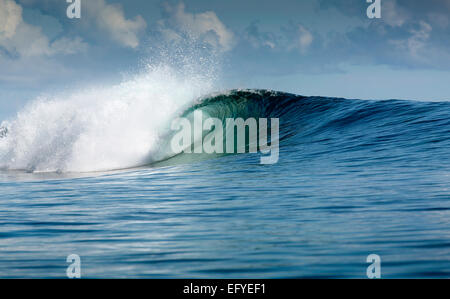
left=1, top=81, right=450, bottom=173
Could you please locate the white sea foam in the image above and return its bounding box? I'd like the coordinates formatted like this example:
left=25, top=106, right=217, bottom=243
left=0, top=63, right=216, bottom=172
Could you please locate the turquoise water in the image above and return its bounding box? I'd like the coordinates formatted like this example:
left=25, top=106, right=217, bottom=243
left=1, top=90, right=450, bottom=278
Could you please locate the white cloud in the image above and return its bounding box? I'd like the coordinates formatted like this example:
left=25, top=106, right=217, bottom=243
left=0, top=0, right=87, bottom=57
left=0, top=0, right=21, bottom=39
left=389, top=21, right=433, bottom=61
left=407, top=21, right=432, bottom=58
left=282, top=23, right=314, bottom=53
left=243, top=22, right=313, bottom=54
left=383, top=0, right=409, bottom=27
left=50, top=36, right=87, bottom=55
left=157, top=2, right=235, bottom=52
left=86, top=0, right=146, bottom=48
left=294, top=25, right=313, bottom=53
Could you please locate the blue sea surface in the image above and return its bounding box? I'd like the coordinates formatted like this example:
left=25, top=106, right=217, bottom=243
left=0, top=91, right=449, bottom=278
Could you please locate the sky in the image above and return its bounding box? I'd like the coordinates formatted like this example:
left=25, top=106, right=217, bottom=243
left=1, top=0, right=450, bottom=120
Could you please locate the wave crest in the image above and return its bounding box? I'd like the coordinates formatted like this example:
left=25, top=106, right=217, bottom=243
left=2, top=85, right=450, bottom=173
left=0, top=64, right=215, bottom=172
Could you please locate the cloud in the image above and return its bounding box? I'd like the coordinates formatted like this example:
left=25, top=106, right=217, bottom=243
left=406, top=21, right=432, bottom=57
left=0, top=0, right=87, bottom=57
left=243, top=22, right=278, bottom=49
left=321, top=0, right=450, bottom=28
left=291, top=24, right=313, bottom=53
left=157, top=2, right=235, bottom=52
left=243, top=21, right=314, bottom=54
left=231, top=0, right=450, bottom=79
left=49, top=36, right=87, bottom=55
left=85, top=0, right=146, bottom=48
left=15, top=0, right=147, bottom=49
left=314, top=0, right=450, bottom=70
left=0, top=0, right=21, bottom=39
left=382, top=0, right=409, bottom=27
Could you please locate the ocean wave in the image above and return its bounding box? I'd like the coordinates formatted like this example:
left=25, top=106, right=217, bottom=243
left=0, top=63, right=215, bottom=173
left=1, top=86, right=450, bottom=173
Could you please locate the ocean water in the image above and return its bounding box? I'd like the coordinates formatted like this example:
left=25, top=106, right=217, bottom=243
left=1, top=70, right=450, bottom=278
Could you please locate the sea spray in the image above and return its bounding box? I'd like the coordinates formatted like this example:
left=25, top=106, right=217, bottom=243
left=0, top=63, right=216, bottom=172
